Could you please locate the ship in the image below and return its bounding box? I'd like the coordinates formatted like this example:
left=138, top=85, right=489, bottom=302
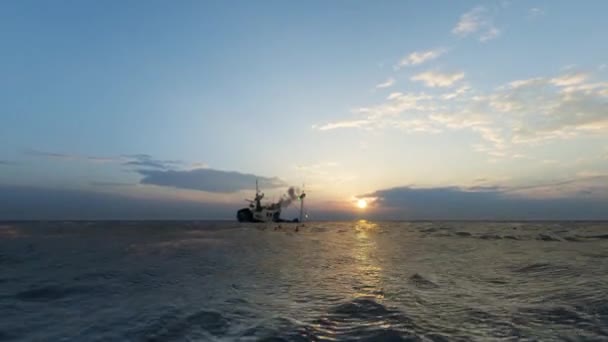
left=236, top=180, right=306, bottom=223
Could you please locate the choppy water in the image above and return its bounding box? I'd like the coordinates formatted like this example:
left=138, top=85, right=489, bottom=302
left=1, top=221, right=607, bottom=341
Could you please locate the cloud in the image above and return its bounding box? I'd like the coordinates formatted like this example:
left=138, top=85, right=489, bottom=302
left=441, top=85, right=471, bottom=100
left=189, top=162, right=209, bottom=169
left=24, top=149, right=76, bottom=160
left=370, top=92, right=434, bottom=115
left=411, top=71, right=465, bottom=87
left=429, top=112, right=489, bottom=129
left=491, top=74, right=608, bottom=142
left=0, top=185, right=236, bottom=220
left=315, top=69, right=607, bottom=163
left=550, top=73, right=589, bottom=87
left=576, top=170, right=608, bottom=178
left=360, top=180, right=608, bottom=219
left=452, top=7, right=485, bottom=36
left=392, top=119, right=443, bottom=133
left=452, top=7, right=501, bottom=42
left=90, top=181, right=135, bottom=187
left=375, top=78, right=395, bottom=89
left=0, top=184, right=371, bottom=221
left=24, top=149, right=122, bottom=163
left=122, top=154, right=182, bottom=170
left=24, top=149, right=191, bottom=170
left=316, top=119, right=370, bottom=131
left=314, top=92, right=435, bottom=131
left=479, top=27, right=501, bottom=42
left=528, top=7, right=545, bottom=19
left=137, top=168, right=286, bottom=193
left=396, top=48, right=445, bottom=69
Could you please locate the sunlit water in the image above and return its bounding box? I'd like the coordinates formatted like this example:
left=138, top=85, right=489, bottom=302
left=1, top=221, right=607, bottom=341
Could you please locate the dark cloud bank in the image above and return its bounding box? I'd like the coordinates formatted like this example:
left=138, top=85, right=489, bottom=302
left=5, top=149, right=608, bottom=220
left=362, top=186, right=608, bottom=220
left=0, top=185, right=235, bottom=220
left=122, top=153, right=285, bottom=193
left=122, top=154, right=182, bottom=170
left=138, top=168, right=286, bottom=193
left=1, top=183, right=607, bottom=220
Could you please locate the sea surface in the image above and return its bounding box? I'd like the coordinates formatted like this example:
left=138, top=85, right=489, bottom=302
left=1, top=221, right=607, bottom=341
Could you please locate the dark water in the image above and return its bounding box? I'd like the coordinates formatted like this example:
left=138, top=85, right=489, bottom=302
left=1, top=221, right=607, bottom=341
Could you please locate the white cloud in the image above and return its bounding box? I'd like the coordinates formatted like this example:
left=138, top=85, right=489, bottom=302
left=392, top=119, right=442, bottom=133
left=386, top=92, right=403, bottom=100
left=507, top=175, right=608, bottom=199
left=528, top=7, right=545, bottom=18
left=375, top=78, right=395, bottom=89
left=479, top=27, right=501, bottom=42
left=189, top=162, right=209, bottom=169
left=314, top=92, right=435, bottom=132
left=429, top=112, right=489, bottom=129
left=507, top=77, right=544, bottom=89
left=430, top=113, right=508, bottom=156
left=316, top=120, right=370, bottom=131
left=577, top=170, right=608, bottom=178
left=550, top=73, right=589, bottom=87
left=452, top=7, right=501, bottom=42
left=396, top=48, right=445, bottom=69
left=357, top=92, right=434, bottom=119
left=453, top=7, right=484, bottom=36
left=24, top=149, right=123, bottom=163
left=441, top=85, right=471, bottom=100
left=411, top=71, right=465, bottom=87
left=493, top=75, right=608, bottom=142
left=314, top=69, right=608, bottom=166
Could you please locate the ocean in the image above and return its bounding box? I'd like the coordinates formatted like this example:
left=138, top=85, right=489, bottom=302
left=1, top=221, right=607, bottom=341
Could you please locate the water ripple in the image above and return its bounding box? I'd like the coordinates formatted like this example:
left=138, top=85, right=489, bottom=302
left=0, top=221, right=606, bottom=341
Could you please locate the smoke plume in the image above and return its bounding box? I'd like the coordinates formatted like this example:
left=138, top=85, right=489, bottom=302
left=278, top=187, right=301, bottom=208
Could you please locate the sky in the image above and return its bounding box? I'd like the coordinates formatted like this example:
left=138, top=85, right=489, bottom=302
left=1, top=0, right=607, bottom=220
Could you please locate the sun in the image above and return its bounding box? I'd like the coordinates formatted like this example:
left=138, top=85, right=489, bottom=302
left=357, top=199, right=368, bottom=209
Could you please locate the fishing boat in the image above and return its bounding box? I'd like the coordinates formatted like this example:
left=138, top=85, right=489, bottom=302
left=236, top=180, right=306, bottom=223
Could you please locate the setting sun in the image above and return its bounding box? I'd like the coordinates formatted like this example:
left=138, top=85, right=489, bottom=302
left=357, top=199, right=368, bottom=209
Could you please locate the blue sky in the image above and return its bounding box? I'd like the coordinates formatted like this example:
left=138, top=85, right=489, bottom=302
left=1, top=1, right=607, bottom=219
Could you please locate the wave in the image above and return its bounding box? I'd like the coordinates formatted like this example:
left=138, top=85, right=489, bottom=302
left=515, top=305, right=590, bottom=327
left=408, top=274, right=439, bottom=289
left=536, top=234, right=561, bottom=242
left=577, top=234, right=608, bottom=240
left=129, top=309, right=229, bottom=341
left=2, top=221, right=607, bottom=341
left=421, top=230, right=608, bottom=244
left=238, top=298, right=420, bottom=341
left=510, top=262, right=575, bottom=278
left=15, top=285, right=94, bottom=302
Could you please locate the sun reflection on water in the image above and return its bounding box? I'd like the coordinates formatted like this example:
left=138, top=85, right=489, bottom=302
left=351, top=220, right=384, bottom=299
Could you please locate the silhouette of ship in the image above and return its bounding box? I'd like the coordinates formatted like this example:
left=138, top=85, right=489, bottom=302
left=236, top=180, right=306, bottom=223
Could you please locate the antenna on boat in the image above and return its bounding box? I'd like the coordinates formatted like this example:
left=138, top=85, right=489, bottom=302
left=299, top=183, right=306, bottom=222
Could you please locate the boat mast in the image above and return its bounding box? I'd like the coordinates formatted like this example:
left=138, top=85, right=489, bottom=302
left=254, top=179, right=264, bottom=211
left=299, top=189, right=306, bottom=222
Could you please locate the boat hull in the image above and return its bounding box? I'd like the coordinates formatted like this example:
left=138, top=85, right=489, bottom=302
left=236, top=208, right=298, bottom=223
left=236, top=208, right=256, bottom=222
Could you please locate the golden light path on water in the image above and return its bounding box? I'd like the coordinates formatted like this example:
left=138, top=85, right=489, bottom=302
left=352, top=220, right=383, bottom=299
